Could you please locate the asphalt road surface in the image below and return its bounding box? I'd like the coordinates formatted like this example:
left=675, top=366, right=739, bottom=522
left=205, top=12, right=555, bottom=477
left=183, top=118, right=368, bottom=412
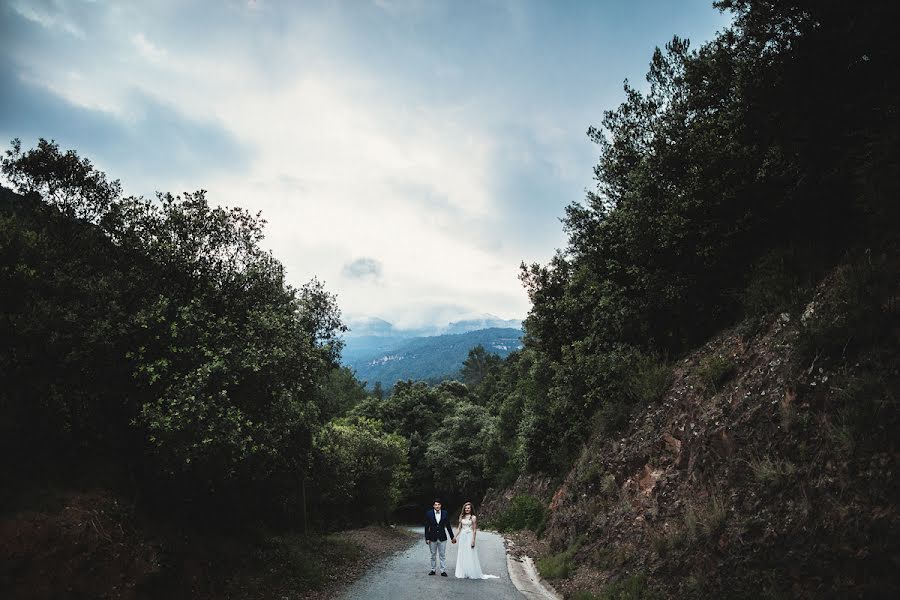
left=340, top=529, right=524, bottom=600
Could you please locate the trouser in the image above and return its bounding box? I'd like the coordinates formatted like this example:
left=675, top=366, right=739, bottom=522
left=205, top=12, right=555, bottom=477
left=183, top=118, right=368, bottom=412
left=428, top=539, right=447, bottom=572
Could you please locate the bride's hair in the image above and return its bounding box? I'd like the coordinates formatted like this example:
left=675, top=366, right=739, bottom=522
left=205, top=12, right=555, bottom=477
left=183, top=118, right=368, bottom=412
left=458, top=501, right=475, bottom=525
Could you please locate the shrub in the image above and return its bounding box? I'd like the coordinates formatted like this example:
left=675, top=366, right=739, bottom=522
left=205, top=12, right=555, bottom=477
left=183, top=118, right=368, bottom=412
left=490, top=494, right=547, bottom=532
left=537, top=551, right=574, bottom=579
left=697, top=356, right=736, bottom=395
left=627, top=355, right=673, bottom=405
left=573, top=574, right=661, bottom=600
left=538, top=537, right=582, bottom=580
left=740, top=245, right=821, bottom=317
left=796, top=253, right=896, bottom=367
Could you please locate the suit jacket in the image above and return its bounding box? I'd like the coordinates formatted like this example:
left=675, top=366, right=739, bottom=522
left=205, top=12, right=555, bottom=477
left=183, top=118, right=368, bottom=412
left=424, top=509, right=455, bottom=542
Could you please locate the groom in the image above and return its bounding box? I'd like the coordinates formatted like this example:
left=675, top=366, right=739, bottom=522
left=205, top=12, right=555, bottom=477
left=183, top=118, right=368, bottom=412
left=424, top=499, right=456, bottom=576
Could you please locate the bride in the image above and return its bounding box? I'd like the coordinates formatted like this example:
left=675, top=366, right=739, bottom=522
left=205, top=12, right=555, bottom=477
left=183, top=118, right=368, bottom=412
left=453, top=501, right=498, bottom=580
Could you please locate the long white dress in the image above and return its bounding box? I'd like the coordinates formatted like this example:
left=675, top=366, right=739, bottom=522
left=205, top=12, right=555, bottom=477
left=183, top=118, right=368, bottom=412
left=454, top=516, right=498, bottom=580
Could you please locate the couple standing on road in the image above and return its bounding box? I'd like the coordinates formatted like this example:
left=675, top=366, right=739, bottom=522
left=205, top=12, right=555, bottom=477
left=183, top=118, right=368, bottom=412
left=424, top=499, right=498, bottom=580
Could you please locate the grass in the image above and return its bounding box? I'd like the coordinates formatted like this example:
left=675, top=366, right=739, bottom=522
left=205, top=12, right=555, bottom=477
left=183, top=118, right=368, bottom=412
left=601, top=473, right=618, bottom=497
left=652, top=493, right=728, bottom=555
left=537, top=537, right=583, bottom=580
left=572, top=574, right=661, bottom=600
left=748, top=455, right=797, bottom=486
left=594, top=546, right=629, bottom=569
left=698, top=355, right=736, bottom=395
left=225, top=530, right=363, bottom=597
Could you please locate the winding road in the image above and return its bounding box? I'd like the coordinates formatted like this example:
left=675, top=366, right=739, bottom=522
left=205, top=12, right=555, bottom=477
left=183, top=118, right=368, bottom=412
left=340, top=529, right=525, bottom=600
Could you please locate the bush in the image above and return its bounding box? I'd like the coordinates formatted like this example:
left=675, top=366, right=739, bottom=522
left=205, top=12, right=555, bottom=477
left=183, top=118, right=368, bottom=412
left=538, top=551, right=574, bottom=579
left=538, top=537, right=582, bottom=580
left=627, top=354, right=672, bottom=406
left=740, top=245, right=822, bottom=317
left=490, top=494, right=547, bottom=532
left=573, top=574, right=660, bottom=600
left=697, top=356, right=736, bottom=395
left=796, top=253, right=896, bottom=367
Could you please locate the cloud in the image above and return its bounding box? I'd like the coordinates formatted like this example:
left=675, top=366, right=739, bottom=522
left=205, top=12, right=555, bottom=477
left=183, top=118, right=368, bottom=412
left=131, top=33, right=167, bottom=64
left=342, top=257, right=383, bottom=282
left=0, top=63, right=249, bottom=196
left=8, top=0, right=86, bottom=38
left=0, top=0, right=732, bottom=328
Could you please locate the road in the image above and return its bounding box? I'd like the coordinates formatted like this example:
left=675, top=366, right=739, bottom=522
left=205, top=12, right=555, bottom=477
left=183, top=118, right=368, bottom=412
left=340, top=528, right=524, bottom=600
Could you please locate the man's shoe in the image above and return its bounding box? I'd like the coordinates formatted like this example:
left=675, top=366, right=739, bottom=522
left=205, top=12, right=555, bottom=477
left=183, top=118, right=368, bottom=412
left=441, top=572, right=448, bottom=577
left=428, top=571, right=436, bottom=576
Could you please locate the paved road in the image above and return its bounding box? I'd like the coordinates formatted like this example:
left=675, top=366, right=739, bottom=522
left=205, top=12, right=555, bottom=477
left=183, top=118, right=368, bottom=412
left=340, top=528, right=524, bottom=600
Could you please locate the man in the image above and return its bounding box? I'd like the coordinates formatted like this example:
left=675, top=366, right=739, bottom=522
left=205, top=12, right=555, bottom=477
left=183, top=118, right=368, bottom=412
left=424, top=499, right=456, bottom=576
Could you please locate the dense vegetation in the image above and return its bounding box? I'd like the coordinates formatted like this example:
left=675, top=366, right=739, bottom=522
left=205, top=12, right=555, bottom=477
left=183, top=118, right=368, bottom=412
left=449, top=0, right=898, bottom=481
left=1, top=0, right=897, bottom=596
left=0, top=140, right=406, bottom=530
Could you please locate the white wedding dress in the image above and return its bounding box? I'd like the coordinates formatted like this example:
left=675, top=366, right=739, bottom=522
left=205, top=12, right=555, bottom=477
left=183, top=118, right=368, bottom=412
left=454, top=516, right=498, bottom=580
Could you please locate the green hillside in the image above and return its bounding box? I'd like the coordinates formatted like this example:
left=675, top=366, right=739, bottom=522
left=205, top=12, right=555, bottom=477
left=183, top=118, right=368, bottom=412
left=345, top=328, right=523, bottom=389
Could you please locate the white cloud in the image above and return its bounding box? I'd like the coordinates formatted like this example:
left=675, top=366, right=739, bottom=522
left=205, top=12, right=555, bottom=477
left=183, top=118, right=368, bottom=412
left=131, top=33, right=167, bottom=64
left=3, top=0, right=600, bottom=326
left=10, top=1, right=86, bottom=38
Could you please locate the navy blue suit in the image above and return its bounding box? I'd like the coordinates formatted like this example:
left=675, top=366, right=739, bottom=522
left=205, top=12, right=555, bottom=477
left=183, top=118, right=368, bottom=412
left=425, top=508, right=455, bottom=572
left=425, top=508, right=455, bottom=541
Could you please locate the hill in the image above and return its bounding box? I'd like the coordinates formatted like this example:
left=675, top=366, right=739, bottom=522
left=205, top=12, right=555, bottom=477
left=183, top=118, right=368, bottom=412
left=343, top=327, right=523, bottom=389
left=480, top=259, right=898, bottom=598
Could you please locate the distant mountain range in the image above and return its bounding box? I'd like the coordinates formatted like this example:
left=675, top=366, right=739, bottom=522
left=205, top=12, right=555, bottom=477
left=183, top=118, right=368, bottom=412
left=340, top=320, right=523, bottom=390
left=344, top=314, right=522, bottom=340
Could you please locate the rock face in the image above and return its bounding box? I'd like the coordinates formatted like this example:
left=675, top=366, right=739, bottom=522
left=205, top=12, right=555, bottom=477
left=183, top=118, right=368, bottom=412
left=485, top=269, right=899, bottom=598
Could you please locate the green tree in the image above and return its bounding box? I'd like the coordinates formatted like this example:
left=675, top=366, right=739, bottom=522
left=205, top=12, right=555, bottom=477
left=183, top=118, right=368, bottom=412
left=312, top=417, right=410, bottom=525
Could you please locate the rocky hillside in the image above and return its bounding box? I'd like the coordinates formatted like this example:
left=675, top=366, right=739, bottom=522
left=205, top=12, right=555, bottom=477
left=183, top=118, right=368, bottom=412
left=483, top=260, right=898, bottom=599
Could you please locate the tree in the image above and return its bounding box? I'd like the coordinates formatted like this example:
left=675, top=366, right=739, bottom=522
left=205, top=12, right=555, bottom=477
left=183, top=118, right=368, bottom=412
left=313, top=417, right=410, bottom=525
left=2, top=138, right=121, bottom=223
left=460, top=345, right=501, bottom=388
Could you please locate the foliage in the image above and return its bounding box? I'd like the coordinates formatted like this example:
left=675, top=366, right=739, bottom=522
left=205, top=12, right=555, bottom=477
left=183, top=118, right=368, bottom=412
left=697, top=356, right=737, bottom=396
left=0, top=140, right=364, bottom=526
left=796, top=252, right=897, bottom=368
left=537, top=549, right=575, bottom=579
left=487, top=0, right=900, bottom=481
left=312, top=417, right=409, bottom=525
left=460, top=345, right=503, bottom=388
left=573, top=574, right=661, bottom=600
left=316, top=366, right=370, bottom=423
left=489, top=494, right=547, bottom=532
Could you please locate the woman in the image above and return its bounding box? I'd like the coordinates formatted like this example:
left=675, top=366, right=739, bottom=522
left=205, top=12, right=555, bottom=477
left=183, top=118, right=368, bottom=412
left=453, top=501, right=498, bottom=580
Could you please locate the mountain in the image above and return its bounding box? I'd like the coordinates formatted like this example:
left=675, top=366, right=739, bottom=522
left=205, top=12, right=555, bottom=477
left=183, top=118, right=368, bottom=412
left=344, top=316, right=398, bottom=338
left=444, top=315, right=522, bottom=335
left=342, top=327, right=523, bottom=389
left=341, top=315, right=523, bottom=367
left=344, top=314, right=522, bottom=339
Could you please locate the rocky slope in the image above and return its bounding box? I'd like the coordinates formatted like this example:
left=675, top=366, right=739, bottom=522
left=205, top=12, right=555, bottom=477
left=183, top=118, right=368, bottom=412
left=483, top=263, right=898, bottom=598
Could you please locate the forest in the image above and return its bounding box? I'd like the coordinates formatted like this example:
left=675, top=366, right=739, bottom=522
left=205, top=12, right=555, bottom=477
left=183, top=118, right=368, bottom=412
left=1, top=0, right=897, bottom=597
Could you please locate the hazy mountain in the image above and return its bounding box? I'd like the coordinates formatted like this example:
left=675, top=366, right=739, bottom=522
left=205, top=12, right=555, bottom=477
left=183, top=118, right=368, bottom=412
left=444, top=315, right=522, bottom=334
left=342, top=327, right=523, bottom=390
left=344, top=314, right=522, bottom=339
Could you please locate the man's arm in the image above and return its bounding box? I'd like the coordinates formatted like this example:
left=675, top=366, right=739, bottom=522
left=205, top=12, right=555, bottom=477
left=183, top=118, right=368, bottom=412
left=444, top=517, right=455, bottom=539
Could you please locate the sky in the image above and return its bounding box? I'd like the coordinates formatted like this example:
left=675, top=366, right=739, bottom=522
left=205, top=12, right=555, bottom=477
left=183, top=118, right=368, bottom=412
left=0, top=0, right=732, bottom=329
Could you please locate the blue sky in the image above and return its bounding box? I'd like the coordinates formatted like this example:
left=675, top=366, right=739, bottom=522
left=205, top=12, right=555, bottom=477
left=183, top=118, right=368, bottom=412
left=0, top=0, right=731, bottom=328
